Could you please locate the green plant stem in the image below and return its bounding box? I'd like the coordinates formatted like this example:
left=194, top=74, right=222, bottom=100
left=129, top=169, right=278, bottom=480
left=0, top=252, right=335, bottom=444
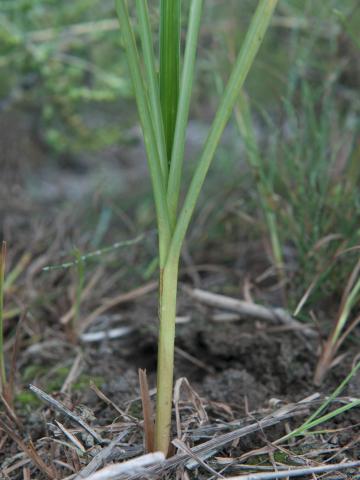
left=168, top=0, right=279, bottom=261
left=155, top=257, right=179, bottom=454
left=116, top=0, right=278, bottom=456
left=0, top=242, right=7, bottom=391
left=160, top=0, right=181, bottom=165
left=156, top=0, right=278, bottom=454
left=167, top=0, right=203, bottom=226
left=155, top=1, right=202, bottom=453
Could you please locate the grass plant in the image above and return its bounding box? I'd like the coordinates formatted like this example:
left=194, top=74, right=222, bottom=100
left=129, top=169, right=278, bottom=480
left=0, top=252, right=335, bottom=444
left=314, top=258, right=360, bottom=385
left=115, top=0, right=278, bottom=454
left=278, top=361, right=360, bottom=444
left=234, top=91, right=284, bottom=271
left=259, top=82, right=360, bottom=308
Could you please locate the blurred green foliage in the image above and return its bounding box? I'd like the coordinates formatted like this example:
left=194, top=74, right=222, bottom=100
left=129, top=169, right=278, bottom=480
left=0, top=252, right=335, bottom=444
left=0, top=0, right=131, bottom=152
left=0, top=0, right=359, bottom=309
left=1, top=0, right=358, bottom=154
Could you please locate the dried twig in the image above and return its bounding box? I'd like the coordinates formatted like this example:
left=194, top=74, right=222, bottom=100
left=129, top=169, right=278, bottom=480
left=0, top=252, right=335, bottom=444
left=61, top=352, right=83, bottom=393
left=175, top=346, right=214, bottom=373
left=127, top=399, right=314, bottom=479
left=83, top=451, right=165, bottom=480
left=0, top=392, right=23, bottom=430
left=79, top=282, right=157, bottom=334
left=173, top=438, right=223, bottom=478
left=223, top=460, right=360, bottom=479
left=80, top=327, right=133, bottom=343
left=186, top=287, right=316, bottom=337
left=0, top=417, right=55, bottom=479
left=55, top=420, right=86, bottom=453
left=74, top=431, right=129, bottom=480
left=173, top=377, right=208, bottom=440
left=29, top=384, right=104, bottom=444
left=90, top=382, right=137, bottom=424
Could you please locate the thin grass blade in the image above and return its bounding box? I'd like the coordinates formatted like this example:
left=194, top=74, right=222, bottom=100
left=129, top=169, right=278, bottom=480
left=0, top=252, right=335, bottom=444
left=160, top=0, right=181, bottom=164
left=278, top=361, right=360, bottom=443
left=235, top=92, right=283, bottom=268
left=169, top=0, right=279, bottom=260
left=136, top=0, right=168, bottom=186
left=167, top=0, right=203, bottom=226
left=332, top=260, right=360, bottom=344
left=115, top=0, right=171, bottom=263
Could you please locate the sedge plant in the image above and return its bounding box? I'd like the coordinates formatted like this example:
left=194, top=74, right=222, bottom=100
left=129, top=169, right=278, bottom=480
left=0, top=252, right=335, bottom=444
left=115, top=0, right=278, bottom=454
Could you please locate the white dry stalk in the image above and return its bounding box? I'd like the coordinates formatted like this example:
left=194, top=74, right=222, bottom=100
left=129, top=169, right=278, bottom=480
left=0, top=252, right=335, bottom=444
left=187, top=287, right=316, bottom=337
left=83, top=451, right=165, bottom=480
left=80, top=326, right=133, bottom=343
left=223, top=460, right=360, bottom=480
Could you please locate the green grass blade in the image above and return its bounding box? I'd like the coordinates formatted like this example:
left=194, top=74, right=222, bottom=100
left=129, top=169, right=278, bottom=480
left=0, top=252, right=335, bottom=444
left=136, top=0, right=168, bottom=186
left=160, top=0, right=181, bottom=164
left=333, top=275, right=360, bottom=345
left=115, top=0, right=171, bottom=264
left=307, top=361, right=360, bottom=426
left=169, top=0, right=278, bottom=260
left=43, top=233, right=146, bottom=271
left=298, top=399, right=360, bottom=434
left=167, top=0, right=203, bottom=226
left=235, top=92, right=283, bottom=268
left=278, top=361, right=360, bottom=443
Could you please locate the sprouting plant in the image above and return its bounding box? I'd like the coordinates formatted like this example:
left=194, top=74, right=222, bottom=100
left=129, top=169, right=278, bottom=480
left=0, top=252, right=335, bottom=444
left=115, top=0, right=278, bottom=454
left=314, top=257, right=360, bottom=385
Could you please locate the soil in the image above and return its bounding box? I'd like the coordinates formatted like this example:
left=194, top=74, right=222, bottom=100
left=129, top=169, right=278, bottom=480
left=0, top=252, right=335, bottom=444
left=0, top=111, right=359, bottom=478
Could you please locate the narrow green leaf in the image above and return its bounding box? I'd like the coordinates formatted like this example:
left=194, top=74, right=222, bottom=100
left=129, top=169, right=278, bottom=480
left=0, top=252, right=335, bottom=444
left=333, top=274, right=360, bottom=345
left=160, top=0, right=181, bottom=165
left=136, top=0, right=168, bottom=186
left=167, top=0, right=203, bottom=227
left=277, top=361, right=360, bottom=443
left=115, top=0, right=171, bottom=264
left=235, top=92, right=283, bottom=268
left=168, top=0, right=279, bottom=261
